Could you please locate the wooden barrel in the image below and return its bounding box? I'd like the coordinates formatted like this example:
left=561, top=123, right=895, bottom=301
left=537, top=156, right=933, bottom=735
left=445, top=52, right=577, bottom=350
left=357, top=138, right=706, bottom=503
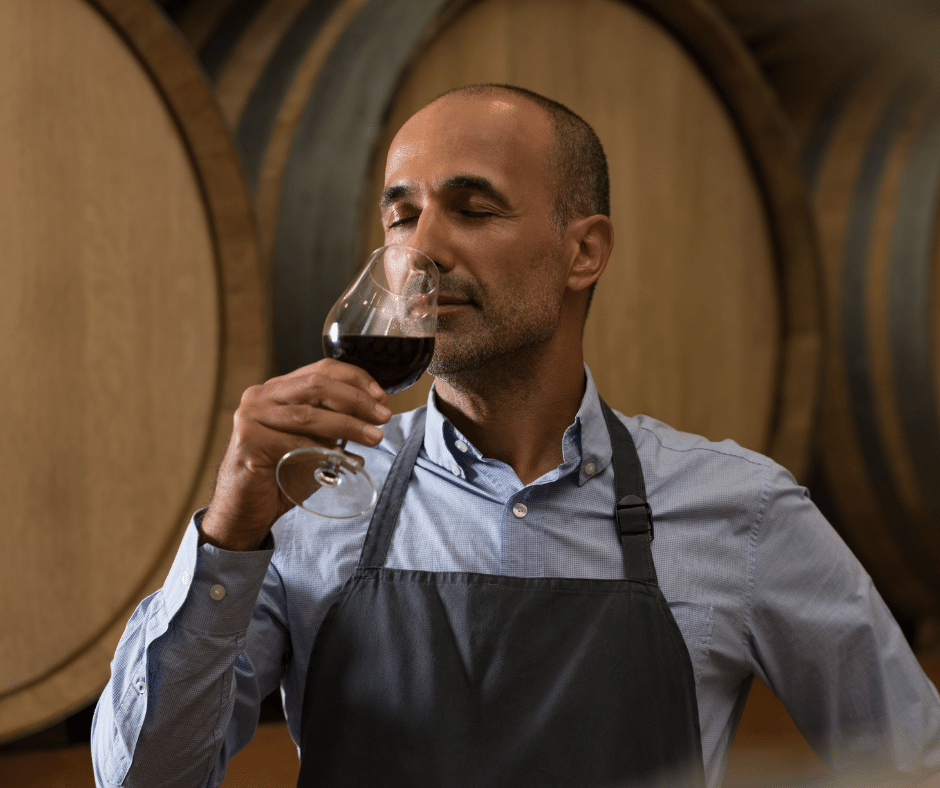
left=794, top=67, right=940, bottom=622
left=169, top=0, right=822, bottom=475
left=0, top=0, right=267, bottom=741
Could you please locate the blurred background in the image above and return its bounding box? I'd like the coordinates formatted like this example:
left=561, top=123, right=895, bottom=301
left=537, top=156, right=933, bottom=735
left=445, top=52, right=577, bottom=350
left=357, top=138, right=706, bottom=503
left=2, top=0, right=940, bottom=785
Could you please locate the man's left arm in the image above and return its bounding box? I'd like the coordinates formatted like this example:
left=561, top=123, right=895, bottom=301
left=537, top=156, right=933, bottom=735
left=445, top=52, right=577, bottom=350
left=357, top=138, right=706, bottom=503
left=747, top=464, right=940, bottom=784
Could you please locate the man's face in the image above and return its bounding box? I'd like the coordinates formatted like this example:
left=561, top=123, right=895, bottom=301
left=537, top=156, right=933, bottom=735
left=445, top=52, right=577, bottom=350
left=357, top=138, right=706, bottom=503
left=380, top=93, right=570, bottom=381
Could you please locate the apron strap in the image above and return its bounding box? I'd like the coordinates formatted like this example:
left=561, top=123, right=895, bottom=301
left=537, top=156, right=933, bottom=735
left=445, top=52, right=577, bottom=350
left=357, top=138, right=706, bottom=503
left=600, top=398, right=658, bottom=586
left=358, top=408, right=428, bottom=569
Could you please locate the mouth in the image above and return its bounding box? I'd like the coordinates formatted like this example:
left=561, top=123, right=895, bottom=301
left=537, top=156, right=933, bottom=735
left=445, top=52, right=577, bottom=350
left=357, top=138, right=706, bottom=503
left=435, top=276, right=483, bottom=320
left=437, top=293, right=475, bottom=313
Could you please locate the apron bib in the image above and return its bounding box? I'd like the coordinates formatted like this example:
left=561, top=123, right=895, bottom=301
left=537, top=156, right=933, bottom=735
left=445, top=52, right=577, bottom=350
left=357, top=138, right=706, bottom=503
left=297, top=400, right=705, bottom=787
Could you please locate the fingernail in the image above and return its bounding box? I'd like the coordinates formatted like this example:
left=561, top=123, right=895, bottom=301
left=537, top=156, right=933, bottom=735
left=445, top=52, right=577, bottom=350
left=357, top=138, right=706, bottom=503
left=369, top=383, right=385, bottom=399
left=364, top=425, right=384, bottom=443
left=376, top=404, right=392, bottom=420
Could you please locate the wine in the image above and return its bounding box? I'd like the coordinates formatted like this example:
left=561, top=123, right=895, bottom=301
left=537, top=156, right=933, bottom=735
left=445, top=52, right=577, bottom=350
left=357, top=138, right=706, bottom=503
left=323, top=333, right=435, bottom=393
left=278, top=246, right=436, bottom=518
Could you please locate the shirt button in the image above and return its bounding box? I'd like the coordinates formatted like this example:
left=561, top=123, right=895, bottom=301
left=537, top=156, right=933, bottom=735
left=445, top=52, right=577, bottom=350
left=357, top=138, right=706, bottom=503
left=455, top=440, right=469, bottom=453
left=584, top=462, right=596, bottom=475
left=451, top=466, right=461, bottom=476
left=512, top=503, right=528, bottom=518
left=181, top=571, right=192, bottom=587
left=136, top=681, right=146, bottom=695
left=209, top=584, right=227, bottom=601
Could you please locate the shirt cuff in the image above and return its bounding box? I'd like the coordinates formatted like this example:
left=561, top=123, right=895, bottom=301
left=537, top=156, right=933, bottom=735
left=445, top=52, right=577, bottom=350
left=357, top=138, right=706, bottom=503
left=161, top=510, right=276, bottom=636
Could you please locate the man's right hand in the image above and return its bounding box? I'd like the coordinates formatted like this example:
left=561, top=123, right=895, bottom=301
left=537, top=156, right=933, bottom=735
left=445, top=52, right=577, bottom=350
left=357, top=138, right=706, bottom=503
left=200, top=359, right=391, bottom=551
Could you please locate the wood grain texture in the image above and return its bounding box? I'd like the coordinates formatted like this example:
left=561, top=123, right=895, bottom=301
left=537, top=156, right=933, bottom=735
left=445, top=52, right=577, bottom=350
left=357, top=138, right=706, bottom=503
left=0, top=0, right=267, bottom=742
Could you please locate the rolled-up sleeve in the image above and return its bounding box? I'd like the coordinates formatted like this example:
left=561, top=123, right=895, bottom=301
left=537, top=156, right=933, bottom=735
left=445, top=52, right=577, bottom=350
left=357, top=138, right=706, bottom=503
left=91, top=513, right=286, bottom=788
left=747, top=465, right=940, bottom=780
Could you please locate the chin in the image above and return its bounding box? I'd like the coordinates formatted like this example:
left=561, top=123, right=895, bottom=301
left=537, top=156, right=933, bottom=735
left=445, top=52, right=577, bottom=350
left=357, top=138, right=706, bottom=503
left=426, top=343, right=478, bottom=380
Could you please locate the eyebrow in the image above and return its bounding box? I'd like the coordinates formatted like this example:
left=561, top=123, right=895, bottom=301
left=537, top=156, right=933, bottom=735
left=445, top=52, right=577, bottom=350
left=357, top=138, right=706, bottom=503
left=380, top=174, right=512, bottom=213
left=379, top=183, right=416, bottom=212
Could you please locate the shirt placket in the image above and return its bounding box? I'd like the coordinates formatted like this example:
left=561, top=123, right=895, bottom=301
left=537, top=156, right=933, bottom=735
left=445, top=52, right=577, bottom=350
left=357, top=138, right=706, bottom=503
left=502, top=489, right=542, bottom=577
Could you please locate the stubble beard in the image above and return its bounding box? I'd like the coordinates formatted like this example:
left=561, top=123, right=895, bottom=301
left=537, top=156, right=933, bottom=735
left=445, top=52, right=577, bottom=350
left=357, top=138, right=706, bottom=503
left=427, top=253, right=563, bottom=392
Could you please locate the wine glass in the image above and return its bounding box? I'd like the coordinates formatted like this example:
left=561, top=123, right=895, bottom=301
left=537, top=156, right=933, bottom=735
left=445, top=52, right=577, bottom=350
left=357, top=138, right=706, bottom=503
left=276, top=245, right=438, bottom=518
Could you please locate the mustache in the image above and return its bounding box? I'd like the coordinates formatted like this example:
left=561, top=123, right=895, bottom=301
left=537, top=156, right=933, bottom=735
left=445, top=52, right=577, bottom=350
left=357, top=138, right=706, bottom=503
left=437, top=274, right=485, bottom=304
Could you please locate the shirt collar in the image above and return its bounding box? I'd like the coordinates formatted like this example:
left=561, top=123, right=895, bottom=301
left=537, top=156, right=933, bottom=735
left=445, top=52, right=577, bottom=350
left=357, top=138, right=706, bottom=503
left=422, top=365, right=614, bottom=486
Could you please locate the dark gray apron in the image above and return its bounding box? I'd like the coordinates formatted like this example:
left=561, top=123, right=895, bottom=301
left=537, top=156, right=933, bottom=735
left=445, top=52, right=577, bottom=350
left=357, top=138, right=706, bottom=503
left=297, top=400, right=705, bottom=787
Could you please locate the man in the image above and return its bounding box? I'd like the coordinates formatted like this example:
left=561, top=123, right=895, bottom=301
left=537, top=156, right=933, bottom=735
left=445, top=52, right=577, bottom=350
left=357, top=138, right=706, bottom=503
left=92, top=85, right=940, bottom=787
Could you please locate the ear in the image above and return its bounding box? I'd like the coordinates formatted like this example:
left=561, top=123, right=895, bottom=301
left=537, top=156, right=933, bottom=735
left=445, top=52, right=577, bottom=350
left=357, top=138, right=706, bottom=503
left=565, top=214, right=614, bottom=293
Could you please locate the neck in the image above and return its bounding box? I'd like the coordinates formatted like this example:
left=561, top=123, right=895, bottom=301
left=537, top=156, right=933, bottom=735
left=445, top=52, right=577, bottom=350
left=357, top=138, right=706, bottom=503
left=432, top=349, right=587, bottom=485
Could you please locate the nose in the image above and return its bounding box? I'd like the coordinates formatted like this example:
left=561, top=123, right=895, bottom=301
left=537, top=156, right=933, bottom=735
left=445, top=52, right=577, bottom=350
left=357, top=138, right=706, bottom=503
left=406, top=208, right=453, bottom=273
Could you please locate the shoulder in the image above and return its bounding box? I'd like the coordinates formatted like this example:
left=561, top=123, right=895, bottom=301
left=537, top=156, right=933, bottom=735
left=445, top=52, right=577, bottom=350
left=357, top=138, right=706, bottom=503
left=622, top=412, right=772, bottom=464
left=615, top=411, right=815, bottom=575
left=619, top=412, right=781, bottom=502
left=618, top=412, right=838, bottom=585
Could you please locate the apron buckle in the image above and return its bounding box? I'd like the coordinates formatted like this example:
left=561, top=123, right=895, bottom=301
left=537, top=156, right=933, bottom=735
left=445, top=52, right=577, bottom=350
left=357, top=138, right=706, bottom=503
left=615, top=495, right=654, bottom=541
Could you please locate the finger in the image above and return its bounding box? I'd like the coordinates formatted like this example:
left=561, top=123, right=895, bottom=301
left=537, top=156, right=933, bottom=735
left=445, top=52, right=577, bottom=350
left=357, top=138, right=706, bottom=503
left=256, top=404, right=386, bottom=447
left=257, top=367, right=391, bottom=423
left=277, top=358, right=389, bottom=404
left=241, top=373, right=390, bottom=443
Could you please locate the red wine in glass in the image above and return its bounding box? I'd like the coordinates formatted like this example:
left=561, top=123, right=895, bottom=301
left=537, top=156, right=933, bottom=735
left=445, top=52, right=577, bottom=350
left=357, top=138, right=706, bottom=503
left=276, top=245, right=438, bottom=518
left=322, top=334, right=435, bottom=394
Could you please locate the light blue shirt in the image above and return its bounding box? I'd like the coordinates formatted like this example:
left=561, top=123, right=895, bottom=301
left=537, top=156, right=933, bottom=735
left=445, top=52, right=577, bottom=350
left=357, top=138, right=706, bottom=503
left=92, top=368, right=940, bottom=788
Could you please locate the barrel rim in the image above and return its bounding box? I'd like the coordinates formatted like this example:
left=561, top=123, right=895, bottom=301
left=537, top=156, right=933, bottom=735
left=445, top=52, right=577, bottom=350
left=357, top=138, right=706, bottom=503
left=0, top=0, right=268, bottom=743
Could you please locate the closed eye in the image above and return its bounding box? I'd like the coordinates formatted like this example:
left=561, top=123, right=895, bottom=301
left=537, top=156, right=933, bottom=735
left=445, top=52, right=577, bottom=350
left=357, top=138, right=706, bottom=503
left=387, top=215, right=418, bottom=229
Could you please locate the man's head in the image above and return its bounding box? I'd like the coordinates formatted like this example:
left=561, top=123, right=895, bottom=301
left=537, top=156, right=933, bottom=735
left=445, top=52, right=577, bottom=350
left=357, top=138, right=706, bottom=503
left=433, top=84, right=611, bottom=236
left=380, top=85, right=613, bottom=388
